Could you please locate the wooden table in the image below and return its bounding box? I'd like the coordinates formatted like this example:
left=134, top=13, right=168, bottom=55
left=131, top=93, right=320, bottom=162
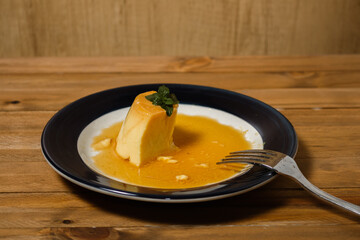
left=0, top=56, right=359, bottom=239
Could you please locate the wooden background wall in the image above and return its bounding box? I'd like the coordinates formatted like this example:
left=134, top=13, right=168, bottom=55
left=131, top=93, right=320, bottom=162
left=1, top=0, right=359, bottom=57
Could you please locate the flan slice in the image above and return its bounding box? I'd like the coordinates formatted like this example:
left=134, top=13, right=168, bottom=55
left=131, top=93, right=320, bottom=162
left=116, top=91, right=178, bottom=167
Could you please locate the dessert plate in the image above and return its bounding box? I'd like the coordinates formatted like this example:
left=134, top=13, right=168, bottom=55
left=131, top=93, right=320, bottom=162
left=41, top=84, right=298, bottom=203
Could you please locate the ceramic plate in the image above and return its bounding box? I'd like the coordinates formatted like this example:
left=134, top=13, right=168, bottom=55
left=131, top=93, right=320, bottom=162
left=41, top=84, right=298, bottom=203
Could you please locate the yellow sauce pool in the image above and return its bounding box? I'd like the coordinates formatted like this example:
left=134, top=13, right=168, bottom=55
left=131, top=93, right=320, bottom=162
left=92, top=114, right=251, bottom=189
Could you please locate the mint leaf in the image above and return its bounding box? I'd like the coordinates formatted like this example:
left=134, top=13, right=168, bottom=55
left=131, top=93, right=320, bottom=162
left=145, top=85, right=179, bottom=116
left=145, top=93, right=158, bottom=102
left=158, top=85, right=170, bottom=97
left=164, top=98, right=174, bottom=105
left=164, top=105, right=173, bottom=116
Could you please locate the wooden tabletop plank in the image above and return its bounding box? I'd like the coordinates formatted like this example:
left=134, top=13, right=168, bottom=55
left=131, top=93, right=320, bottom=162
left=1, top=55, right=360, bottom=73
left=1, top=88, right=360, bottom=112
left=1, top=71, right=360, bottom=90
left=0, top=225, right=359, bottom=240
left=0, top=149, right=43, bottom=162
left=0, top=190, right=358, bottom=229
left=1, top=108, right=359, bottom=131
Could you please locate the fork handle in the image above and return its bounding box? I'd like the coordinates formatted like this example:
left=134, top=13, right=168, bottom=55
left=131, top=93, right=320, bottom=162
left=275, top=156, right=360, bottom=216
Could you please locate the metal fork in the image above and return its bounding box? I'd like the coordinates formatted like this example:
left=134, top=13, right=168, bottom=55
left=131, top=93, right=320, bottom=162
left=217, top=149, right=360, bottom=216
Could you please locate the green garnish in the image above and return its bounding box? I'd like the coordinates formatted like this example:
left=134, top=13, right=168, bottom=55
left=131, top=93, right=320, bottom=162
left=145, top=85, right=179, bottom=116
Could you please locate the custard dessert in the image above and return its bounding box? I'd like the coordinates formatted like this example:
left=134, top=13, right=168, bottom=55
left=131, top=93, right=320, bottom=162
left=116, top=90, right=178, bottom=167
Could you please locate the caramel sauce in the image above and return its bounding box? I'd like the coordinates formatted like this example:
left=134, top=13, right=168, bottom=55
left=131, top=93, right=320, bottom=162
left=92, top=114, right=251, bottom=189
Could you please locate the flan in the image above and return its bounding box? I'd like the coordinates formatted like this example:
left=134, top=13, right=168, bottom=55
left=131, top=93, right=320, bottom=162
left=115, top=91, right=178, bottom=167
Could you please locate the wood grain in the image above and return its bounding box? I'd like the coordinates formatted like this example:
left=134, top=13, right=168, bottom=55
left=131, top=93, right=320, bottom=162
left=0, top=225, right=359, bottom=240
left=1, top=87, right=360, bottom=112
left=0, top=189, right=358, bottom=228
left=1, top=0, right=360, bottom=57
left=1, top=56, right=360, bottom=73
left=2, top=71, right=360, bottom=90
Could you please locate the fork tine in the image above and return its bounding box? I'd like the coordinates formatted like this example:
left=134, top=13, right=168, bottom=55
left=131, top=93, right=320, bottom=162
left=218, top=157, right=266, bottom=164
left=223, top=156, right=266, bottom=162
left=225, top=153, right=271, bottom=159
left=216, top=159, right=262, bottom=165
left=230, top=149, right=277, bottom=156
